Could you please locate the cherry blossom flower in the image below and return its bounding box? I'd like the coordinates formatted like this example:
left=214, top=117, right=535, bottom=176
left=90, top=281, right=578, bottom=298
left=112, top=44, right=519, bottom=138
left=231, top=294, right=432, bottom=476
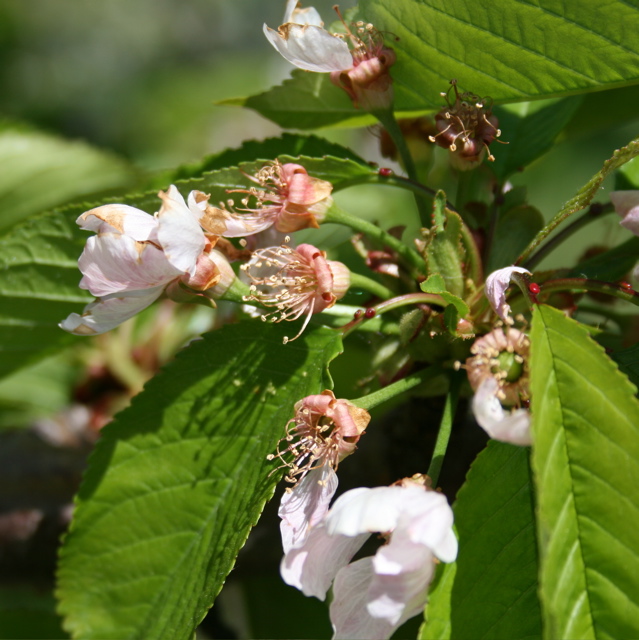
left=264, top=2, right=396, bottom=110
left=274, top=391, right=370, bottom=592
left=270, top=390, right=370, bottom=488
left=190, top=161, right=333, bottom=237
left=466, top=328, right=532, bottom=445
left=279, top=474, right=457, bottom=640
left=610, top=190, right=639, bottom=235
left=485, top=265, right=531, bottom=323
left=241, top=243, right=350, bottom=343
left=60, top=187, right=235, bottom=335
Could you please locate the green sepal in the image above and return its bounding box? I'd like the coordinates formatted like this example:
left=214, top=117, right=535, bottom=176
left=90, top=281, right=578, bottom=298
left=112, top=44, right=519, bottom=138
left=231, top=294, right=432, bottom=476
left=421, top=199, right=466, bottom=299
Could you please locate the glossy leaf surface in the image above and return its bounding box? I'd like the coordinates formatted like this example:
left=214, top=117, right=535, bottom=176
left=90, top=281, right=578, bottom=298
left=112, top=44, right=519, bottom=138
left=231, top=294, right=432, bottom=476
left=57, top=321, right=342, bottom=640
left=530, top=304, right=639, bottom=640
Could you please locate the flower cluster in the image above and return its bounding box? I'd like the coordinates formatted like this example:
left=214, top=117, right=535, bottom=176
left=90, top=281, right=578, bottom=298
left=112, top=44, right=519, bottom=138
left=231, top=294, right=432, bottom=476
left=61, top=163, right=343, bottom=338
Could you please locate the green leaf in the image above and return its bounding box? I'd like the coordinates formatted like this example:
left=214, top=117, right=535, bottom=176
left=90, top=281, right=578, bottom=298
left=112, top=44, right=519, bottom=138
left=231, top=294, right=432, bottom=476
left=0, top=153, right=372, bottom=379
left=220, top=71, right=374, bottom=130
left=57, top=321, right=342, bottom=640
left=567, top=236, right=639, bottom=282
left=530, top=304, right=639, bottom=640
left=361, top=0, right=639, bottom=110
left=491, top=97, right=583, bottom=180
left=157, top=133, right=366, bottom=185
left=420, top=274, right=469, bottom=317
left=487, top=205, right=545, bottom=273
left=423, top=441, right=541, bottom=640
left=611, top=342, right=639, bottom=391
left=0, top=210, right=90, bottom=379
left=0, top=124, right=135, bottom=233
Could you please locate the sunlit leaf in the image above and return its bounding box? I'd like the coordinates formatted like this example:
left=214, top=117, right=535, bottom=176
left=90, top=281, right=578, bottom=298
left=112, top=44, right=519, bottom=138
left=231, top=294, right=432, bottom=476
left=530, top=305, right=639, bottom=640
left=423, top=441, right=541, bottom=640
left=220, top=72, right=373, bottom=130
left=157, top=133, right=366, bottom=185
left=361, top=0, right=639, bottom=110
left=57, top=321, right=342, bottom=640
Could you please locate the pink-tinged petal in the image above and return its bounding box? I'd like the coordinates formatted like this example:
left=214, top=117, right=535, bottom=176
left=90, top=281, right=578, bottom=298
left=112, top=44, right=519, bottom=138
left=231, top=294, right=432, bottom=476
left=330, top=558, right=396, bottom=640
left=263, top=23, right=352, bottom=73
left=77, top=204, right=158, bottom=241
left=59, top=288, right=164, bottom=335
left=367, top=544, right=434, bottom=630
left=157, top=186, right=206, bottom=276
left=284, top=0, right=324, bottom=26
left=473, top=378, right=532, bottom=446
left=485, top=266, right=531, bottom=322
left=281, top=522, right=368, bottom=600
left=279, top=465, right=338, bottom=554
left=611, top=190, right=639, bottom=235
left=78, top=234, right=182, bottom=297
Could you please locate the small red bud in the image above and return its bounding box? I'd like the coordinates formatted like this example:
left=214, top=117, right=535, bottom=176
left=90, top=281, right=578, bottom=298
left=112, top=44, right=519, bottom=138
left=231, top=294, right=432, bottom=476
left=354, top=309, right=363, bottom=320
left=364, top=308, right=376, bottom=319
left=378, top=167, right=394, bottom=177
left=619, top=281, right=634, bottom=291
left=529, top=283, right=541, bottom=295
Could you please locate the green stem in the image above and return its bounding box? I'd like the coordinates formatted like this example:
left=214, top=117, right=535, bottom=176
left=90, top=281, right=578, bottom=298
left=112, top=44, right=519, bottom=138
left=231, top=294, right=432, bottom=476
left=351, top=366, right=444, bottom=410
left=540, top=277, right=639, bottom=307
left=374, top=109, right=430, bottom=226
left=324, top=206, right=426, bottom=275
left=219, top=276, right=252, bottom=305
left=516, top=202, right=613, bottom=266
left=522, top=203, right=614, bottom=269
left=342, top=292, right=447, bottom=337
left=348, top=272, right=395, bottom=300
left=334, top=172, right=457, bottom=212
left=426, top=371, right=461, bottom=486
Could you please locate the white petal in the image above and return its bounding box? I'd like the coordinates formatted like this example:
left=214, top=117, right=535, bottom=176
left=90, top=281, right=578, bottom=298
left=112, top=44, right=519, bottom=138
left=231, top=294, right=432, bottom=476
left=326, top=486, right=457, bottom=562
left=485, top=266, right=531, bottom=322
left=473, top=378, right=532, bottom=446
left=157, top=185, right=206, bottom=276
left=263, top=23, right=352, bottom=73
left=611, top=190, right=639, bottom=236
left=286, top=1, right=324, bottom=27
left=59, top=288, right=164, bottom=335
left=78, top=234, right=182, bottom=297
left=330, top=558, right=396, bottom=640
left=367, top=543, right=434, bottom=628
left=281, top=522, right=368, bottom=600
left=279, top=465, right=338, bottom=554
left=77, top=204, right=158, bottom=241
